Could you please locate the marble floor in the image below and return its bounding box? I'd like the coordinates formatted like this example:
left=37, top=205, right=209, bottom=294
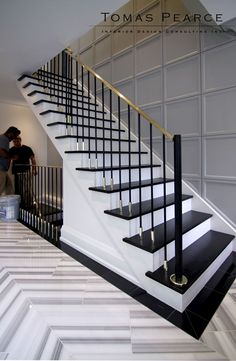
left=0, top=221, right=235, bottom=360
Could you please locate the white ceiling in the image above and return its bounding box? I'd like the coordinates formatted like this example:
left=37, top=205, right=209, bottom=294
left=0, top=0, right=126, bottom=105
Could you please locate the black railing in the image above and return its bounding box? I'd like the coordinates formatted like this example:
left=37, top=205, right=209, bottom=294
left=15, top=165, right=63, bottom=244
left=33, top=49, right=187, bottom=286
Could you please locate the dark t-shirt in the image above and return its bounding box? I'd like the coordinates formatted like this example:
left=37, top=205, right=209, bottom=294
left=0, top=134, right=10, bottom=171
left=10, top=145, right=34, bottom=174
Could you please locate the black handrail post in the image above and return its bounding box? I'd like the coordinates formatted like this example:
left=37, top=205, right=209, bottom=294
left=128, top=105, right=132, bottom=216
left=118, top=96, right=122, bottom=213
left=170, top=134, right=188, bottom=287
left=163, top=134, right=168, bottom=271
left=109, top=89, right=113, bottom=188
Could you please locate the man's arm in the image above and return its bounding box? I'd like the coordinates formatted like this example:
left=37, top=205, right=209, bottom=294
left=0, top=148, right=9, bottom=158
left=30, top=155, right=37, bottom=175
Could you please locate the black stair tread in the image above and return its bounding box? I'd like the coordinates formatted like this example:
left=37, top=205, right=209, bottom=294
left=105, top=192, right=191, bottom=219
left=47, top=121, right=125, bottom=133
left=56, top=135, right=135, bottom=143
left=23, top=80, right=83, bottom=93
left=76, top=164, right=161, bottom=172
left=23, top=203, right=62, bottom=216
left=66, top=150, right=148, bottom=155
left=37, top=69, right=74, bottom=82
left=90, top=177, right=173, bottom=194
left=23, top=78, right=83, bottom=94
left=23, top=79, right=90, bottom=99
left=123, top=210, right=212, bottom=252
left=33, top=99, right=100, bottom=110
left=146, top=230, right=235, bottom=294
left=51, top=219, right=63, bottom=227
left=18, top=74, right=38, bottom=81
left=27, top=89, right=91, bottom=101
left=39, top=109, right=113, bottom=123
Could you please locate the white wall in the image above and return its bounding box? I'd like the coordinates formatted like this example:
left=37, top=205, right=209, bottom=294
left=73, top=0, right=236, bottom=227
left=0, top=101, right=48, bottom=165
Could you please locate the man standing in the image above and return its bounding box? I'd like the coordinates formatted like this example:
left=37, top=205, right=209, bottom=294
left=0, top=126, right=21, bottom=195
left=10, top=136, right=37, bottom=176
left=9, top=136, right=37, bottom=203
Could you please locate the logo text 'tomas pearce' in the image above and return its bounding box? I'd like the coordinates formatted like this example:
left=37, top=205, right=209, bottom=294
left=100, top=12, right=223, bottom=24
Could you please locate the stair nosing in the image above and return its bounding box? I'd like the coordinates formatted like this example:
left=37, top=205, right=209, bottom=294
left=33, top=99, right=100, bottom=110
left=89, top=177, right=174, bottom=194
left=75, top=164, right=161, bottom=172
left=39, top=109, right=114, bottom=122
left=27, top=89, right=91, bottom=101
left=56, top=135, right=135, bottom=143
left=47, top=122, right=125, bottom=132
left=123, top=210, right=213, bottom=253
left=104, top=193, right=191, bottom=218
left=66, top=150, right=148, bottom=155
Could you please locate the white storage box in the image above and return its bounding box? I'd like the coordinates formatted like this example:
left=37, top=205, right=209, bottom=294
left=0, top=195, right=20, bottom=220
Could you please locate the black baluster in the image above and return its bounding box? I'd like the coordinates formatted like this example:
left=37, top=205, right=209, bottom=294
left=163, top=134, right=168, bottom=271
left=51, top=167, right=54, bottom=237
left=70, top=54, right=73, bottom=134
left=88, top=71, right=91, bottom=168
left=76, top=60, right=79, bottom=150
left=56, top=167, right=58, bottom=230
left=81, top=66, right=85, bottom=149
left=94, top=77, right=98, bottom=168
left=128, top=105, right=131, bottom=215
left=138, top=114, right=142, bottom=238
left=109, top=90, right=113, bottom=189
left=65, top=53, right=69, bottom=134
left=118, top=96, right=122, bottom=213
left=44, top=166, right=47, bottom=237
left=102, top=83, right=105, bottom=188
left=150, top=124, right=154, bottom=244
left=170, top=135, right=187, bottom=287
left=57, top=54, right=60, bottom=102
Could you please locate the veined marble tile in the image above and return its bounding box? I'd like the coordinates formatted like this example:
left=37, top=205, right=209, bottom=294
left=0, top=220, right=233, bottom=360
left=0, top=353, right=8, bottom=360
left=202, top=280, right=236, bottom=333
left=201, top=331, right=236, bottom=360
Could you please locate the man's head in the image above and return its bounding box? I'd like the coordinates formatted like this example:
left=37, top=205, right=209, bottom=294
left=5, top=126, right=21, bottom=141
left=12, top=136, right=22, bottom=148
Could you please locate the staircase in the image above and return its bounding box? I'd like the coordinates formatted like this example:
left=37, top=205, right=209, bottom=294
left=17, top=49, right=236, bottom=313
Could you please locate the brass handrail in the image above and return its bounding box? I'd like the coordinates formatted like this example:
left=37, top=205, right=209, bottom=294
left=65, top=48, right=174, bottom=141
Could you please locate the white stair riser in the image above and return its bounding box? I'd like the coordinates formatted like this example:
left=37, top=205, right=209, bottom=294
left=59, top=137, right=138, bottom=153
left=89, top=182, right=175, bottom=206
left=53, top=123, right=125, bottom=140
left=153, top=218, right=211, bottom=269
left=104, top=198, right=192, bottom=237
left=64, top=152, right=150, bottom=166
left=93, top=167, right=162, bottom=184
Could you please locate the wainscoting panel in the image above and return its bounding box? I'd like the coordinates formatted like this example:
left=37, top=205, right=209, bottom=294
left=165, top=56, right=200, bottom=100
left=204, top=180, right=236, bottom=225
left=113, top=49, right=134, bottom=82
left=164, top=26, right=199, bottom=63
left=136, top=35, right=162, bottom=74
left=166, top=96, right=201, bottom=136
left=204, top=88, right=236, bottom=134
left=95, top=35, right=112, bottom=64
left=136, top=70, right=162, bottom=104
left=204, top=41, right=236, bottom=91
left=204, top=136, right=236, bottom=178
